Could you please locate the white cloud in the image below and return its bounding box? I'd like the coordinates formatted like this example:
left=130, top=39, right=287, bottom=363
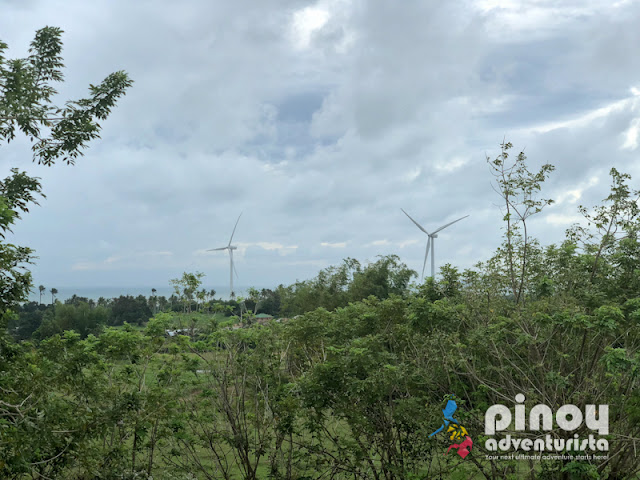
left=248, top=242, right=299, bottom=256
left=285, top=259, right=328, bottom=268
left=473, top=0, right=623, bottom=39
left=397, top=239, right=419, bottom=249
left=196, top=243, right=298, bottom=257
left=321, top=242, right=347, bottom=248
left=71, top=250, right=176, bottom=272
left=555, top=176, right=599, bottom=205
left=403, top=166, right=421, bottom=182
left=141, top=251, right=173, bottom=257
left=545, top=213, right=584, bottom=226
left=98, top=240, right=112, bottom=250
left=434, top=156, right=469, bottom=173
left=367, top=239, right=391, bottom=247
left=71, top=262, right=95, bottom=272
left=622, top=117, right=640, bottom=150
left=104, top=255, right=121, bottom=264
left=290, top=6, right=330, bottom=49
left=520, top=96, right=637, bottom=135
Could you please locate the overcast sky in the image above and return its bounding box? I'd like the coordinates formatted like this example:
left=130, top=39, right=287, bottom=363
left=2, top=0, right=640, bottom=295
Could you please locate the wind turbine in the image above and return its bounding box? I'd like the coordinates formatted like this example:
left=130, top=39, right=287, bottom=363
left=208, top=213, right=242, bottom=299
left=401, top=208, right=469, bottom=280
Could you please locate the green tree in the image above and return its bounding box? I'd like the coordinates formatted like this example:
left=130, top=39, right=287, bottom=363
left=569, top=168, right=640, bottom=293
left=64, top=293, right=91, bottom=306
left=170, top=327, right=295, bottom=480
left=487, top=140, right=555, bottom=304
left=244, top=287, right=281, bottom=316
left=38, top=284, right=45, bottom=304
left=0, top=171, right=43, bottom=319
left=34, top=301, right=108, bottom=339
left=0, top=27, right=132, bottom=166
left=0, top=26, right=132, bottom=477
left=156, top=294, right=168, bottom=312
left=0, top=26, right=131, bottom=324
left=150, top=287, right=157, bottom=315
left=110, top=295, right=152, bottom=326
left=278, top=256, right=415, bottom=316
left=8, top=301, right=46, bottom=340
left=196, top=287, right=206, bottom=312
left=347, top=254, right=416, bottom=302
left=50, top=286, right=57, bottom=304
left=170, top=271, right=204, bottom=313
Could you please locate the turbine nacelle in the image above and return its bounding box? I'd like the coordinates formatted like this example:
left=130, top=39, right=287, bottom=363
left=208, top=213, right=242, bottom=300
left=401, top=208, right=468, bottom=279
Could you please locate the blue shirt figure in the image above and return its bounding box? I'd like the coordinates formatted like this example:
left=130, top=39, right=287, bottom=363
left=429, top=399, right=461, bottom=437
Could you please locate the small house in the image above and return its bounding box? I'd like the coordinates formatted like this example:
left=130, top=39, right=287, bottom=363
left=254, top=313, right=274, bottom=325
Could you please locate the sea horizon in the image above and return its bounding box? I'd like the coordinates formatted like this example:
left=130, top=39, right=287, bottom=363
left=26, top=285, right=261, bottom=304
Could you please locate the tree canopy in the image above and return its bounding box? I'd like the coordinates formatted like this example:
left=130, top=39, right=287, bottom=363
left=0, top=26, right=132, bottom=324
left=0, top=27, right=132, bottom=477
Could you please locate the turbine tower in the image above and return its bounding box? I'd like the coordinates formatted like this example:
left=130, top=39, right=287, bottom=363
left=208, top=213, right=242, bottom=299
left=401, top=208, right=468, bottom=280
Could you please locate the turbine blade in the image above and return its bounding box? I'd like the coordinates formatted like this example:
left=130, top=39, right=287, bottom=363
left=228, top=212, right=242, bottom=246
left=233, top=262, right=239, bottom=279
left=421, top=236, right=431, bottom=280
left=432, top=215, right=469, bottom=235
left=401, top=208, right=429, bottom=235
left=208, top=247, right=228, bottom=251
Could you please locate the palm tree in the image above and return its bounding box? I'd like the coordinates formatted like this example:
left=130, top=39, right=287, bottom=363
left=38, top=285, right=45, bottom=305
left=196, top=289, right=206, bottom=312
left=208, top=289, right=216, bottom=313
left=151, top=288, right=157, bottom=315
left=50, top=287, right=58, bottom=304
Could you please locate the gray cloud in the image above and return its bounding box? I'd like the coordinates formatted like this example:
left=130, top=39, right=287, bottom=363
left=2, top=0, right=639, bottom=296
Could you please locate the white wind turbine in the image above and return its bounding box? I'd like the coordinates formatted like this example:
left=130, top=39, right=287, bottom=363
left=401, top=208, right=469, bottom=280
left=208, top=213, right=242, bottom=299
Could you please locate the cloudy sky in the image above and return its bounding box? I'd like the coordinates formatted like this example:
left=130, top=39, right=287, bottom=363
left=2, top=0, right=640, bottom=296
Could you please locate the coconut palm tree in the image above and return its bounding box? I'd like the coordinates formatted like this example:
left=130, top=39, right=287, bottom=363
left=151, top=288, right=157, bottom=315
left=50, top=287, right=58, bottom=304
left=196, top=289, right=206, bottom=312
left=38, top=285, right=45, bottom=305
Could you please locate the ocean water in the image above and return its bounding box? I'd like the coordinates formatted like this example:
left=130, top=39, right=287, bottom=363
left=27, top=286, right=254, bottom=304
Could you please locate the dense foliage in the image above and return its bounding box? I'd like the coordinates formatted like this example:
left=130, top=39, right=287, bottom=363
left=274, top=255, right=416, bottom=316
